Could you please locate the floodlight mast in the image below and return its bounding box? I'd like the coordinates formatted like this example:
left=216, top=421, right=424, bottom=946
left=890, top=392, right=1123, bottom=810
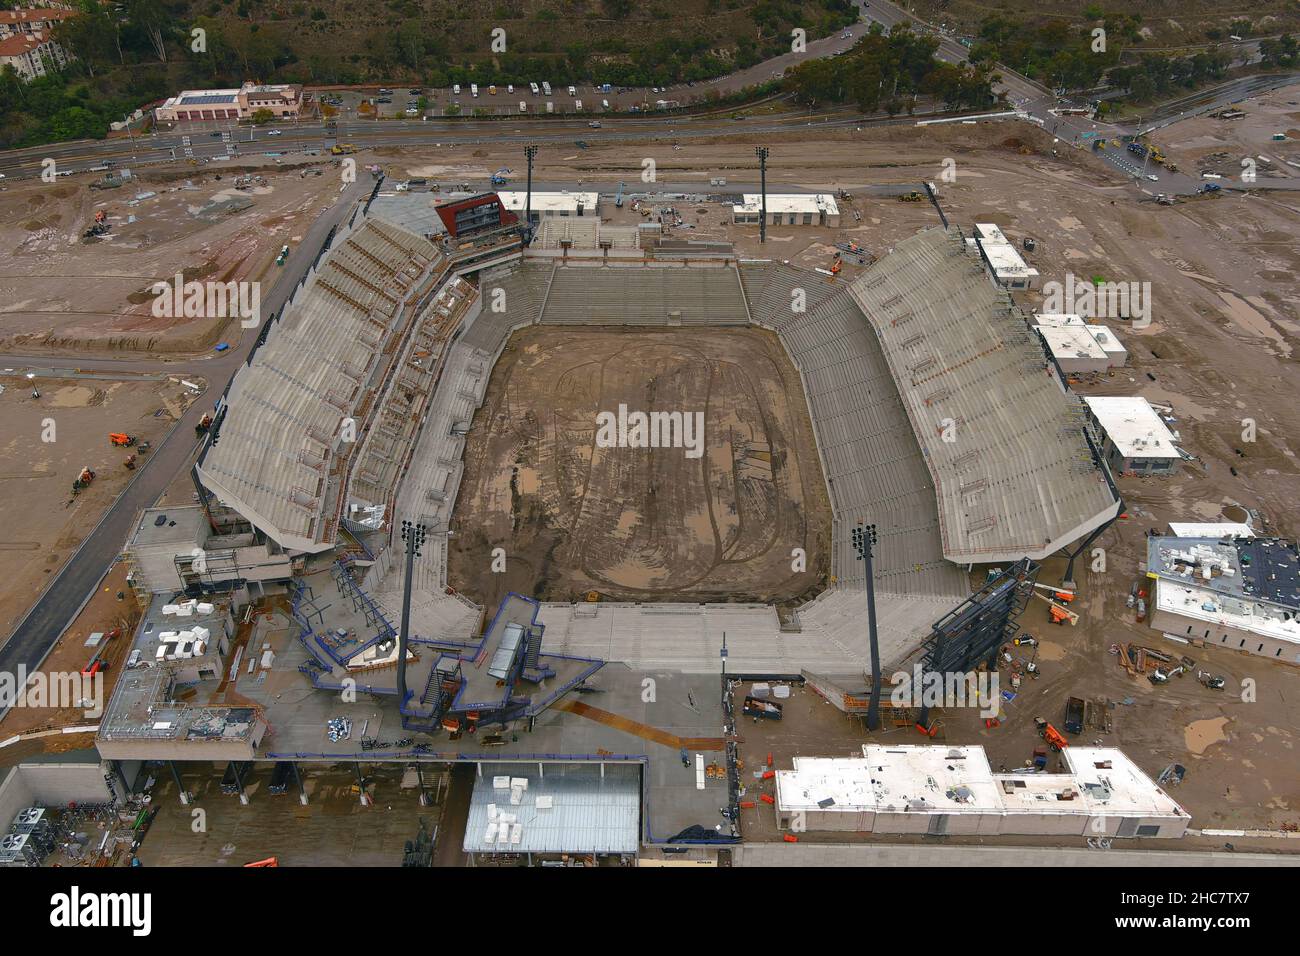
left=852, top=522, right=882, bottom=730
left=397, top=520, right=427, bottom=710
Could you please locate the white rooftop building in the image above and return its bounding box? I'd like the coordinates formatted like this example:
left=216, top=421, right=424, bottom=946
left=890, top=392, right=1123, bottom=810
left=1083, top=395, right=1182, bottom=475
left=498, top=191, right=599, bottom=221
left=1146, top=534, right=1300, bottom=665
left=970, top=223, right=1039, bottom=290
left=733, top=194, right=840, bottom=227
left=1035, top=323, right=1127, bottom=375
left=775, top=744, right=1189, bottom=838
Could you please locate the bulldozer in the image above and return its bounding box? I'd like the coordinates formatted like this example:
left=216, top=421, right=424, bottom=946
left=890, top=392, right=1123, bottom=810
left=109, top=432, right=137, bottom=447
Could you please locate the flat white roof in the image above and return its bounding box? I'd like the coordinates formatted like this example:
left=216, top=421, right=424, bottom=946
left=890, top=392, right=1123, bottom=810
left=978, top=238, right=1039, bottom=279
left=1155, top=579, right=1300, bottom=646
left=973, top=223, right=1009, bottom=244
left=1088, top=324, right=1127, bottom=356
left=1084, top=396, right=1180, bottom=459
left=1169, top=522, right=1254, bottom=538
left=1035, top=324, right=1126, bottom=362
left=776, top=744, right=1186, bottom=819
left=736, top=193, right=839, bottom=216
left=1037, top=325, right=1108, bottom=361
left=497, top=191, right=599, bottom=213
left=1034, top=313, right=1085, bottom=327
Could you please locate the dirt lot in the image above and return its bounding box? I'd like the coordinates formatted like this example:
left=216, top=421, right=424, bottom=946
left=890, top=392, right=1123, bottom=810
left=136, top=763, right=447, bottom=867
left=0, top=163, right=339, bottom=354
left=0, top=559, right=139, bottom=754
left=0, top=374, right=196, bottom=638
left=448, top=326, right=830, bottom=609
left=1152, top=85, right=1300, bottom=179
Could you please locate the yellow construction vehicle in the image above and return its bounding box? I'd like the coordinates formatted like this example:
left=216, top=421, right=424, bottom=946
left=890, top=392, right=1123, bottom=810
left=898, top=190, right=924, bottom=202
left=330, top=144, right=356, bottom=156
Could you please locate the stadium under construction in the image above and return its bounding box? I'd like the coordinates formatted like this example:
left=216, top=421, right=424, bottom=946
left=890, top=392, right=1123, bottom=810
left=87, top=179, right=1138, bottom=860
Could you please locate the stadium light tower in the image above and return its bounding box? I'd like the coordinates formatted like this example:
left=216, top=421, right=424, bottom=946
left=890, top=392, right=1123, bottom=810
left=397, top=520, right=427, bottom=713
left=523, top=144, right=538, bottom=244
left=851, top=522, right=883, bottom=731
left=755, top=146, right=770, bottom=243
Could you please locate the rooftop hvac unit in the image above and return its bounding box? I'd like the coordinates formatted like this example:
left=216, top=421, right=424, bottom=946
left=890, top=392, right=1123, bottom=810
left=0, top=832, right=38, bottom=866
left=12, top=808, right=46, bottom=832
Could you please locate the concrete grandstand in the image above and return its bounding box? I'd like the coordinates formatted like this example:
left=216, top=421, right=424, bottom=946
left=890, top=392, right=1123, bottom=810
left=196, top=211, right=1118, bottom=680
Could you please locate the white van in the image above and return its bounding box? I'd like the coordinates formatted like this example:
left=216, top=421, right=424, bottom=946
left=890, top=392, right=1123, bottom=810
left=574, top=99, right=582, bottom=110
left=602, top=98, right=610, bottom=110
left=507, top=84, right=514, bottom=94
left=529, top=82, right=540, bottom=95
left=542, top=81, right=552, bottom=96
left=568, top=85, right=576, bottom=96
left=470, top=83, right=478, bottom=97
left=520, top=101, right=527, bottom=113
left=452, top=83, right=461, bottom=95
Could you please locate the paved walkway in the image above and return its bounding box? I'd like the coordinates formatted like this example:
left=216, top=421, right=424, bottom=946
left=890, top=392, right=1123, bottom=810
left=735, top=842, right=1299, bottom=866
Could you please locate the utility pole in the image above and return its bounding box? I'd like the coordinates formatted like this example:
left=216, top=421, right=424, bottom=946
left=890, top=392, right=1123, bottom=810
left=397, top=520, right=426, bottom=716
left=523, top=144, right=538, bottom=244
left=755, top=146, right=769, bottom=244
left=852, top=522, right=883, bottom=731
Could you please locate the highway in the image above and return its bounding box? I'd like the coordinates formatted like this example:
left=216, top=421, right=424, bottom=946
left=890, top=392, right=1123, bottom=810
left=0, top=177, right=369, bottom=700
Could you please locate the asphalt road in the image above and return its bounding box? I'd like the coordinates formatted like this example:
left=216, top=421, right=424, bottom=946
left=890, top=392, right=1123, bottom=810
left=0, top=177, right=369, bottom=691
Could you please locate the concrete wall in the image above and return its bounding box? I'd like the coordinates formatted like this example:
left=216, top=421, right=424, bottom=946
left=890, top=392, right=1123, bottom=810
left=0, top=762, right=112, bottom=826
left=776, top=804, right=1188, bottom=838
left=1151, top=605, right=1300, bottom=666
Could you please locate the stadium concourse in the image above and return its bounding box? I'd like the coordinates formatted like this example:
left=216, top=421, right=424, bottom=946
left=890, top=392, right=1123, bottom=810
left=196, top=205, right=1117, bottom=679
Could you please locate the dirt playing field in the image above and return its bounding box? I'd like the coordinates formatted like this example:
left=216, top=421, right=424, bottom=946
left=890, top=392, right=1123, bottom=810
left=448, top=326, right=831, bottom=609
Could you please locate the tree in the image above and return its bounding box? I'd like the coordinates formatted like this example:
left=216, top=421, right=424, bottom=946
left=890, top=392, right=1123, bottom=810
left=251, top=107, right=274, bottom=124
left=127, top=0, right=171, bottom=63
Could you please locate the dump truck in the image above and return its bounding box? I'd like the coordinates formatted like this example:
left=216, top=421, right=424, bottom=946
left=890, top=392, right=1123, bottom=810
left=742, top=695, right=783, bottom=720
left=1063, top=696, right=1085, bottom=735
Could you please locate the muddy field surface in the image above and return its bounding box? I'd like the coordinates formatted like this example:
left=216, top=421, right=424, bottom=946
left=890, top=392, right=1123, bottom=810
left=448, top=326, right=830, bottom=608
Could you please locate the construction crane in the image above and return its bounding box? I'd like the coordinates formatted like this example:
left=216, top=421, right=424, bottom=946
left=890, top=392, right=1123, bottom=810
left=614, top=181, right=625, bottom=207
left=1031, top=582, right=1075, bottom=603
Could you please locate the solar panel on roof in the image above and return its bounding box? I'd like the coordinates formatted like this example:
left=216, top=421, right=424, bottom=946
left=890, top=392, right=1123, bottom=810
left=180, top=94, right=238, bottom=105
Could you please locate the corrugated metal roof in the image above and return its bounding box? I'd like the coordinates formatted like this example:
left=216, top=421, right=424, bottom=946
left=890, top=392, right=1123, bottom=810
left=462, top=762, right=640, bottom=856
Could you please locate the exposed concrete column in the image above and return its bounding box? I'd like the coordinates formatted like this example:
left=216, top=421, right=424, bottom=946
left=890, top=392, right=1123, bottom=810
left=168, top=761, right=190, bottom=805
left=292, top=762, right=308, bottom=805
